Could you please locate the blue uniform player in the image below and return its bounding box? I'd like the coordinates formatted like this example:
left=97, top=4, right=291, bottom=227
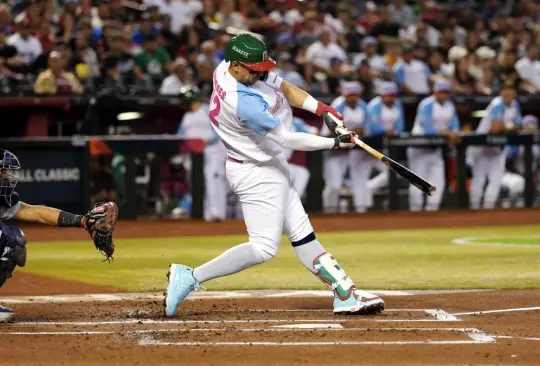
left=364, top=82, right=405, bottom=209
left=408, top=79, right=460, bottom=211
left=0, top=149, right=119, bottom=323
left=468, top=82, right=521, bottom=209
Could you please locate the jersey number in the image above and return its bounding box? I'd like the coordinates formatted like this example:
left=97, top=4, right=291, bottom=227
left=209, top=94, right=221, bottom=127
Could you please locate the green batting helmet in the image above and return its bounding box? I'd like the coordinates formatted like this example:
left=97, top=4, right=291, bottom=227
left=225, top=34, right=276, bottom=72
left=178, top=85, right=201, bottom=107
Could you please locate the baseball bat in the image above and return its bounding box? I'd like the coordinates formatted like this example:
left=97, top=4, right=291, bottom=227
left=335, top=126, right=436, bottom=196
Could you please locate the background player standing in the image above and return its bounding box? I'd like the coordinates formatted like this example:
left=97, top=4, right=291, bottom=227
left=364, top=82, right=405, bottom=209
left=408, top=79, right=460, bottom=211
left=176, top=85, right=228, bottom=221
left=469, top=83, right=522, bottom=209
left=165, top=34, right=384, bottom=317
left=321, top=81, right=368, bottom=213
left=0, top=149, right=118, bottom=323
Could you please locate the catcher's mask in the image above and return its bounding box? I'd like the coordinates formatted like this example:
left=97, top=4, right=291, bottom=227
left=0, top=149, right=21, bottom=206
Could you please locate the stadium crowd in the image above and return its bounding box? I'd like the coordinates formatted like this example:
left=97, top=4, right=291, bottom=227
left=0, top=0, right=538, bottom=98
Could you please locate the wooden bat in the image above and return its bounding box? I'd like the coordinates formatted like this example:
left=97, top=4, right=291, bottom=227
left=333, top=125, right=436, bottom=197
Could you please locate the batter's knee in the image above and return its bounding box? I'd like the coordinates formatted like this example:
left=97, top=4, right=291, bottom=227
left=250, top=235, right=280, bottom=263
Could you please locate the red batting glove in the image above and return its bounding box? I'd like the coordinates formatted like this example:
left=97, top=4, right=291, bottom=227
left=315, top=102, right=344, bottom=120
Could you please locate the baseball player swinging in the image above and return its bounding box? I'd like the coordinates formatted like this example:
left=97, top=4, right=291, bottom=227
left=408, top=79, right=460, bottom=211
left=469, top=82, right=521, bottom=209
left=363, top=82, right=405, bottom=209
left=164, top=34, right=385, bottom=317
left=0, top=149, right=118, bottom=323
left=176, top=85, right=228, bottom=221
left=321, top=81, right=368, bottom=213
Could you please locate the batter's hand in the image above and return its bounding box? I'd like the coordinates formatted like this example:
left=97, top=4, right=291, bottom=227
left=333, top=132, right=357, bottom=149
left=316, top=102, right=344, bottom=121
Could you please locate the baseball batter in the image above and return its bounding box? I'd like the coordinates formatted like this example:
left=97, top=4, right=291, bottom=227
left=283, top=117, right=319, bottom=200
left=177, top=85, right=228, bottom=221
left=408, top=79, right=460, bottom=211
left=321, top=81, right=368, bottom=213
left=165, top=34, right=384, bottom=317
left=364, top=82, right=405, bottom=209
left=469, top=83, right=521, bottom=209
left=0, top=149, right=118, bottom=323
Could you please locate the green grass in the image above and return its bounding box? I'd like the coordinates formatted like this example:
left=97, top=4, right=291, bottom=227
left=19, top=225, right=540, bottom=292
left=466, top=237, right=540, bottom=245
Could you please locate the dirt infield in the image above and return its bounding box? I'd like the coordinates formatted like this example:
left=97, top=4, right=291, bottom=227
left=1, top=209, right=540, bottom=365
left=2, top=290, right=540, bottom=365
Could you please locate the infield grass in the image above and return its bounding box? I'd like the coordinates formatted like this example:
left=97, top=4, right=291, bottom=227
left=18, top=225, right=540, bottom=291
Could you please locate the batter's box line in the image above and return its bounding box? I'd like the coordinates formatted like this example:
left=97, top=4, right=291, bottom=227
left=137, top=327, right=495, bottom=347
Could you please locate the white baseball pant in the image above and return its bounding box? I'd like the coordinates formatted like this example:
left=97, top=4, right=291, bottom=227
left=407, top=147, right=445, bottom=211
left=203, top=143, right=228, bottom=221
left=469, top=149, right=507, bottom=209
left=288, top=163, right=311, bottom=199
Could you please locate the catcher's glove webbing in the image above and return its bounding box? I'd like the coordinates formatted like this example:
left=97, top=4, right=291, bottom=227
left=84, top=202, right=119, bottom=262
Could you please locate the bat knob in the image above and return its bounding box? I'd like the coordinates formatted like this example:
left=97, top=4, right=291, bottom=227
left=428, top=186, right=437, bottom=196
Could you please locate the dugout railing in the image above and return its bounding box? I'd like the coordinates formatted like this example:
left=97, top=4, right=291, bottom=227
left=0, top=133, right=537, bottom=219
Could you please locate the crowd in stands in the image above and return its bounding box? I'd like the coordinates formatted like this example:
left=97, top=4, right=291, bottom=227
left=0, top=0, right=539, bottom=99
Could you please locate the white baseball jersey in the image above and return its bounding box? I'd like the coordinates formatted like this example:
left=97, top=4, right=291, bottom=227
left=209, top=60, right=291, bottom=162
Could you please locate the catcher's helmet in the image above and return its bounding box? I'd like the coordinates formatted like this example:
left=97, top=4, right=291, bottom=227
left=0, top=149, right=20, bottom=206
left=178, top=85, right=201, bottom=108
left=225, top=33, right=276, bottom=72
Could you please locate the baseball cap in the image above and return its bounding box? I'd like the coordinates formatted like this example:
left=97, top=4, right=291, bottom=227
left=225, top=33, right=276, bottom=72
left=361, top=36, right=377, bottom=47
left=434, top=79, right=452, bottom=93
left=342, top=81, right=362, bottom=96
left=381, top=82, right=398, bottom=96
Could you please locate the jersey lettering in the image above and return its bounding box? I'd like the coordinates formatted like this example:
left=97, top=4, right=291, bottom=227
left=209, top=93, right=221, bottom=127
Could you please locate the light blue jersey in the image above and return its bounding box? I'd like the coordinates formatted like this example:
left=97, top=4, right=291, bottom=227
left=364, top=96, right=405, bottom=136
left=411, top=95, right=460, bottom=135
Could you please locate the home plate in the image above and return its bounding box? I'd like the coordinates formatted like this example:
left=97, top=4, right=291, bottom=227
left=271, top=323, right=344, bottom=329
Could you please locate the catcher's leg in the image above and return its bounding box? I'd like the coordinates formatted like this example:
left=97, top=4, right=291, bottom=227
left=0, top=224, right=27, bottom=323
left=165, top=158, right=288, bottom=317
left=283, top=186, right=384, bottom=315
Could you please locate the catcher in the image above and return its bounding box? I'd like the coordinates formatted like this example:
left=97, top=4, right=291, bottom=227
left=0, top=149, right=118, bottom=323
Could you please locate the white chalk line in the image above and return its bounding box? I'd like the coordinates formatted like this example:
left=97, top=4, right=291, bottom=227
left=452, top=307, right=540, bottom=316
left=0, top=327, right=482, bottom=336
left=495, top=335, right=540, bottom=341
left=452, top=236, right=540, bottom=248
left=138, top=340, right=494, bottom=346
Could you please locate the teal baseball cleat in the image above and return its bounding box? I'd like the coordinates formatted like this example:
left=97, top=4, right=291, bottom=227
left=333, top=289, right=385, bottom=315
left=164, top=264, right=200, bottom=317
left=0, top=305, right=14, bottom=323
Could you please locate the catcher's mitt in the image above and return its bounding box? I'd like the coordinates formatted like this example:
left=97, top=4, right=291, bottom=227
left=84, top=202, right=119, bottom=262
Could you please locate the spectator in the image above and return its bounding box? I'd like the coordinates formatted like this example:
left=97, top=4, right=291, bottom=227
left=0, top=28, right=24, bottom=86
left=304, top=30, right=347, bottom=84
left=404, top=21, right=441, bottom=48
left=217, top=0, right=247, bottom=30
left=274, top=52, right=309, bottom=90
left=515, top=44, right=540, bottom=92
left=357, top=1, right=379, bottom=34
left=132, top=12, right=159, bottom=46
left=91, top=0, right=111, bottom=29
left=34, top=50, right=82, bottom=94
left=369, top=6, right=401, bottom=43
left=160, top=57, right=191, bottom=95
left=102, top=32, right=147, bottom=88
left=269, top=0, right=303, bottom=27
left=134, top=32, right=171, bottom=85
left=357, top=60, right=377, bottom=100
left=0, top=4, right=12, bottom=34
left=35, top=21, right=54, bottom=53
left=383, top=38, right=400, bottom=70
left=497, top=50, right=533, bottom=93
left=389, top=0, right=415, bottom=29
left=392, top=43, right=431, bottom=95
left=70, top=33, right=100, bottom=79
left=7, top=16, right=42, bottom=73
left=449, top=46, right=481, bottom=94
left=60, top=0, right=83, bottom=43
left=295, top=11, right=320, bottom=48
left=165, top=0, right=203, bottom=34
left=428, top=49, right=452, bottom=79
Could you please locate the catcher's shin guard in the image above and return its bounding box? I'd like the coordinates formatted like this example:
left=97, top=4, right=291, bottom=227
left=313, top=252, right=384, bottom=314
